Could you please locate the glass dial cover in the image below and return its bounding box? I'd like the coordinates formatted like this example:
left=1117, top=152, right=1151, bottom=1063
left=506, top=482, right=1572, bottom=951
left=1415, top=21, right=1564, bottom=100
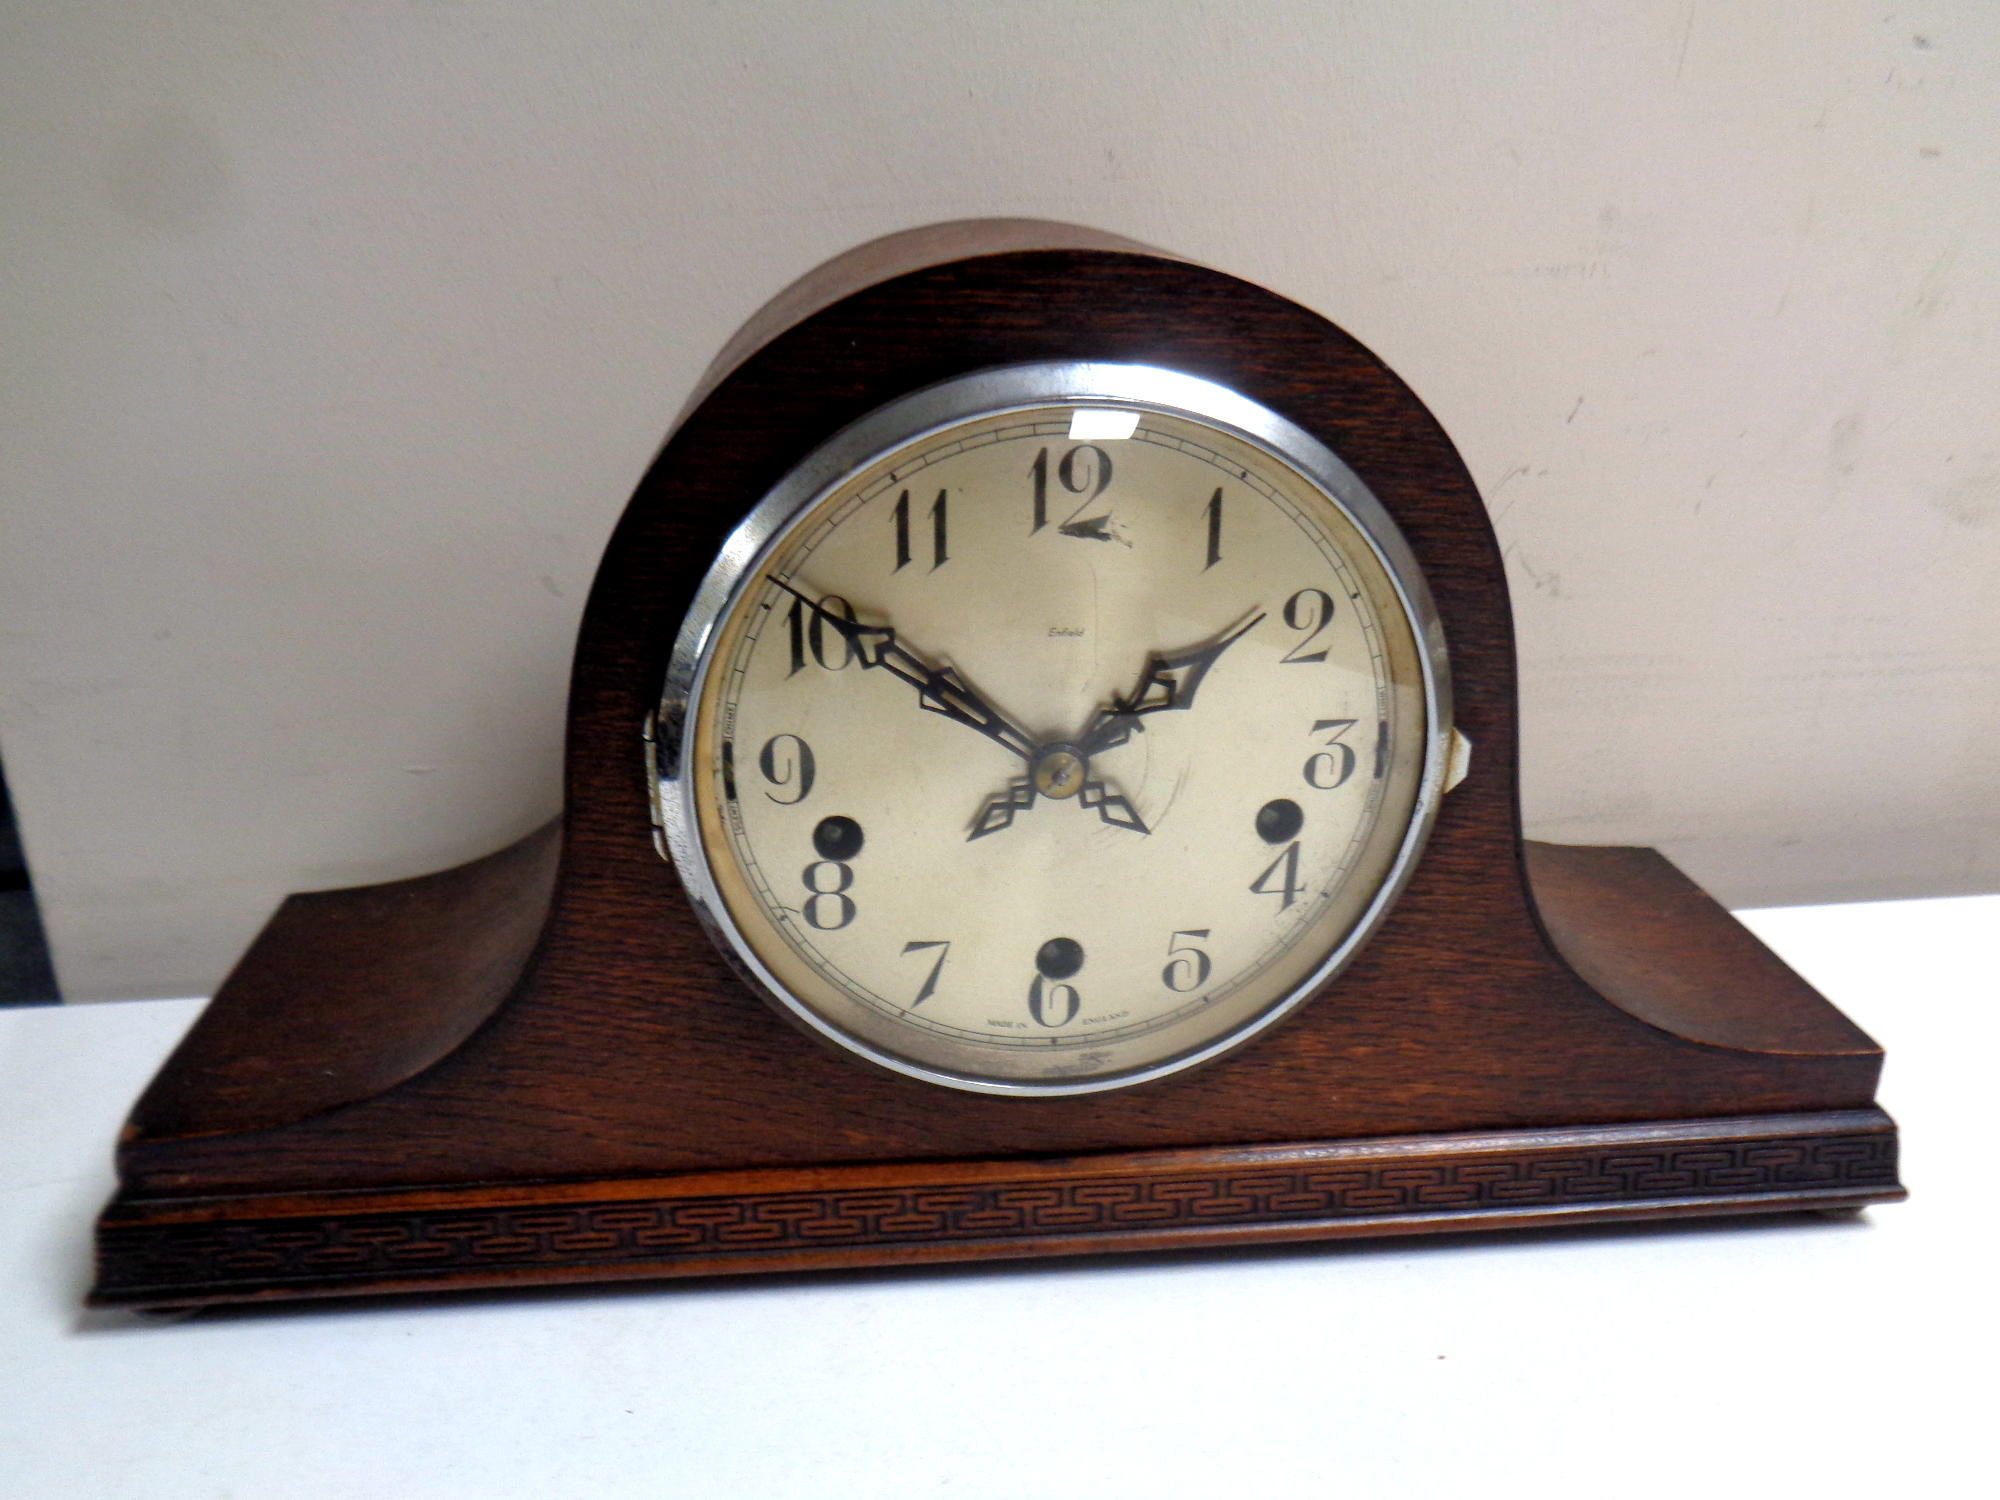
left=654, top=363, right=1449, bottom=1095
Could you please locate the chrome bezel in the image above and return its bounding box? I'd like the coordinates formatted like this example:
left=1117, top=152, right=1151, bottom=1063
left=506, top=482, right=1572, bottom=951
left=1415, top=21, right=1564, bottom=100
left=653, top=362, right=1452, bottom=1096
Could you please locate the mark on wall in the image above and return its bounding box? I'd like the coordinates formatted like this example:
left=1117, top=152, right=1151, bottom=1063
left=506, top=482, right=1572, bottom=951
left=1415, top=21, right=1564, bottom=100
left=1827, top=411, right=1865, bottom=480
left=1934, top=472, right=2000, bottom=528
left=1911, top=246, right=1958, bottom=322
left=1505, top=544, right=1567, bottom=600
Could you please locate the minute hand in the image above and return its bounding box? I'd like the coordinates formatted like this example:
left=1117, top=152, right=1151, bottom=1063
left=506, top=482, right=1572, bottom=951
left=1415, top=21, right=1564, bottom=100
left=1074, top=610, right=1267, bottom=758
left=772, top=580, right=1038, bottom=762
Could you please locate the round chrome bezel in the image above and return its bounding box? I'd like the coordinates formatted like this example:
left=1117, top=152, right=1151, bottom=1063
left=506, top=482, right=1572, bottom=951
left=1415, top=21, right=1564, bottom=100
left=654, top=361, right=1452, bottom=1096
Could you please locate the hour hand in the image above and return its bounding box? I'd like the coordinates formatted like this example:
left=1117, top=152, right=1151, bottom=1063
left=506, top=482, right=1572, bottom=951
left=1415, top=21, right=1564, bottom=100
left=1075, top=609, right=1266, bottom=758
left=969, top=776, right=1036, bottom=839
left=773, top=580, right=1038, bottom=762
left=1078, top=777, right=1148, bottom=835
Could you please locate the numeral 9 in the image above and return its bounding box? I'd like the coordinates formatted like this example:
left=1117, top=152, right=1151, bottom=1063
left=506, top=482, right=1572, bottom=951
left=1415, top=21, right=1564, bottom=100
left=758, top=734, right=815, bottom=804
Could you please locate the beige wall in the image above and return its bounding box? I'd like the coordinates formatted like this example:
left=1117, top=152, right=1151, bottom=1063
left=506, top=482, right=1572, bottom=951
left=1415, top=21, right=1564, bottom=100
left=3, top=2, right=1996, bottom=1001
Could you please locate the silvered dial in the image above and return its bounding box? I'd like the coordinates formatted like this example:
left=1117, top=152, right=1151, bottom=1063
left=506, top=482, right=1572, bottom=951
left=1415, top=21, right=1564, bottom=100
left=656, top=364, right=1448, bottom=1094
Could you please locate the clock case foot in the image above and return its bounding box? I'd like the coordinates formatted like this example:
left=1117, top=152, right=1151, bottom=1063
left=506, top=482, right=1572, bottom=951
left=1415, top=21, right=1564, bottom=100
left=91, top=226, right=1901, bottom=1310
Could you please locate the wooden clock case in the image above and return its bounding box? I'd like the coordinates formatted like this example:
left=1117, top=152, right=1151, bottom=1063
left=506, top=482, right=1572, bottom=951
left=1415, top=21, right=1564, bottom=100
left=92, top=222, right=1902, bottom=1310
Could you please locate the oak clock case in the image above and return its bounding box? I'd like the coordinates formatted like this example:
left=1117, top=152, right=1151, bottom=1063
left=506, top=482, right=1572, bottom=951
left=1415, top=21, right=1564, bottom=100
left=653, top=363, right=1449, bottom=1095
left=90, top=229, right=1902, bottom=1311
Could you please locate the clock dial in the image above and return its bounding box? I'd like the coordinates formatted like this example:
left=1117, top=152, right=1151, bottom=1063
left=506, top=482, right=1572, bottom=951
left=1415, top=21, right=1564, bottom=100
left=661, top=364, right=1448, bottom=1093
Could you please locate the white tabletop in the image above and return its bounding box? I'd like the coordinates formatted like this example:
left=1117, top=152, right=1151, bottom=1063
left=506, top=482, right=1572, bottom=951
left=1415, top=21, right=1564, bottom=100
left=4, top=895, right=1995, bottom=1499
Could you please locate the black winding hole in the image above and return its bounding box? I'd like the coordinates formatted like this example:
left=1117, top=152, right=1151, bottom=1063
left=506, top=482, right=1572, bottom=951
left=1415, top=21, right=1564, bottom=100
left=1035, top=937, right=1084, bottom=981
left=1255, top=798, right=1303, bottom=845
left=812, top=815, right=864, bottom=861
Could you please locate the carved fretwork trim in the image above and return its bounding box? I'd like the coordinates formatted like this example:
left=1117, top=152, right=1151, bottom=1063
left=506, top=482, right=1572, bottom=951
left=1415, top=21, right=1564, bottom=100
left=94, top=1113, right=1901, bottom=1306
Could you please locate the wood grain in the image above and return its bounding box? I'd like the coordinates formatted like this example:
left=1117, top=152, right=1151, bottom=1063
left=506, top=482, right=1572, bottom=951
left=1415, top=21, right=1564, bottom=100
left=124, top=821, right=560, bottom=1142
left=1524, top=842, right=1879, bottom=1055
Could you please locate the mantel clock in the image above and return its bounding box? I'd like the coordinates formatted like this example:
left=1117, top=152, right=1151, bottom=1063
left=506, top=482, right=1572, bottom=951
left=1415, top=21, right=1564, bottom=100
left=91, top=222, right=1901, bottom=1310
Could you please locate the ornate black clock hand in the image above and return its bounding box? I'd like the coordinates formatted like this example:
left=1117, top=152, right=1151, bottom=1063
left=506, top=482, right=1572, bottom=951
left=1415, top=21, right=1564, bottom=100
left=772, top=580, right=1039, bottom=762
left=969, top=758, right=1150, bottom=839
left=969, top=776, right=1036, bottom=839
left=972, top=611, right=1267, bottom=839
left=1073, top=609, right=1267, bottom=759
left=768, top=585, right=1174, bottom=843
left=1077, top=775, right=1148, bottom=834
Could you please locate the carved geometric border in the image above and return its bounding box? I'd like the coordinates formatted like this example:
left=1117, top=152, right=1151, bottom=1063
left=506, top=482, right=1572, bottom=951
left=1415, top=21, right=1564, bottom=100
left=94, top=1116, right=1901, bottom=1306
